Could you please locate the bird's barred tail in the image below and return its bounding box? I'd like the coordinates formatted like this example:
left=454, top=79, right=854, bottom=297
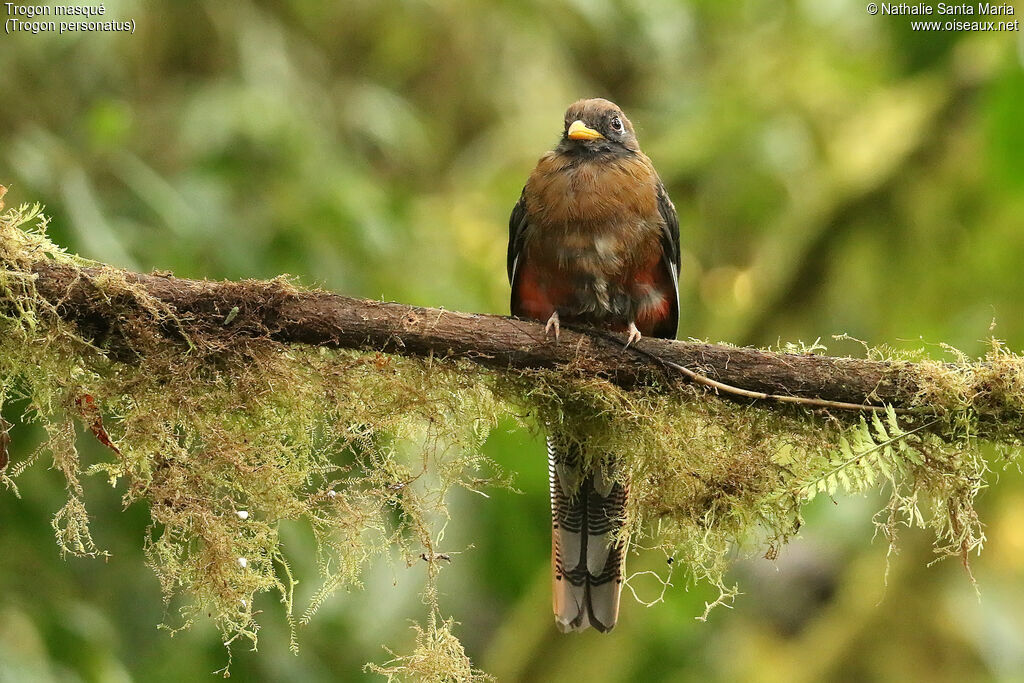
left=548, top=435, right=628, bottom=633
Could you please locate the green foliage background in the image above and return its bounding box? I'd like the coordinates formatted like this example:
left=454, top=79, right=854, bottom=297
left=2, top=0, right=1024, bottom=680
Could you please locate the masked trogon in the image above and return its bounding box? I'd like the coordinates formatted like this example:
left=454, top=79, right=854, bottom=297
left=507, top=98, right=680, bottom=632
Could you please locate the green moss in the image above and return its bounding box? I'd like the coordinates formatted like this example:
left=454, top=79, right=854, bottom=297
left=2, top=202, right=1024, bottom=679
left=366, top=598, right=493, bottom=682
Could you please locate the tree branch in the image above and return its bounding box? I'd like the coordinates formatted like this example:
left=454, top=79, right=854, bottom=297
left=23, top=260, right=934, bottom=413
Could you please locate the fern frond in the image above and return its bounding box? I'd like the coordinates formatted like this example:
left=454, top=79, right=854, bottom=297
left=798, top=413, right=938, bottom=500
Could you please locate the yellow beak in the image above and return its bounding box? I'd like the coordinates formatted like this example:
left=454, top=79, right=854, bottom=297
left=567, top=120, right=604, bottom=141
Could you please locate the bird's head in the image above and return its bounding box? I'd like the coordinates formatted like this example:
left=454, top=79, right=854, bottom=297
left=558, top=98, right=640, bottom=156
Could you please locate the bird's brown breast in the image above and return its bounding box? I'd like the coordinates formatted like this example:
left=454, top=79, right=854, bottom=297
left=516, top=150, right=667, bottom=329
left=525, top=152, right=658, bottom=223
left=522, top=152, right=662, bottom=279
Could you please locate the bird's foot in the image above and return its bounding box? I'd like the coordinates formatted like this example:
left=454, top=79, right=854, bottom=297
left=544, top=311, right=561, bottom=341
left=624, top=322, right=642, bottom=349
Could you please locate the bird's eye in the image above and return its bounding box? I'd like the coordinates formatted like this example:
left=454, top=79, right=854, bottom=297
left=610, top=117, right=623, bottom=133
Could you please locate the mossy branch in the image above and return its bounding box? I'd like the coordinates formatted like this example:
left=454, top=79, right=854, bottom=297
left=21, top=259, right=1015, bottom=426
left=4, top=200, right=1024, bottom=679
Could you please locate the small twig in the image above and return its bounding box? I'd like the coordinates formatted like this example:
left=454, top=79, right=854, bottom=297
left=599, top=330, right=913, bottom=414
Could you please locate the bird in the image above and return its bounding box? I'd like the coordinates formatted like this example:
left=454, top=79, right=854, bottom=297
left=507, top=98, right=680, bottom=632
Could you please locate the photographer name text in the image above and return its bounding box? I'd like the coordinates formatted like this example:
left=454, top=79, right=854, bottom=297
left=877, top=3, right=1014, bottom=15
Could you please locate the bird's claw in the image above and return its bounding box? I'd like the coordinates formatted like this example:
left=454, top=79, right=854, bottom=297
left=545, top=311, right=561, bottom=341
left=624, top=322, right=642, bottom=349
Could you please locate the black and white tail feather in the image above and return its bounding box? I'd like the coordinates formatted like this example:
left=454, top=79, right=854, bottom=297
left=548, top=436, right=628, bottom=633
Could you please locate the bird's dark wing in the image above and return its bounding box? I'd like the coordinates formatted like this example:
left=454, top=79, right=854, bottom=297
left=507, top=189, right=529, bottom=285
left=508, top=188, right=541, bottom=320
left=653, top=180, right=681, bottom=340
